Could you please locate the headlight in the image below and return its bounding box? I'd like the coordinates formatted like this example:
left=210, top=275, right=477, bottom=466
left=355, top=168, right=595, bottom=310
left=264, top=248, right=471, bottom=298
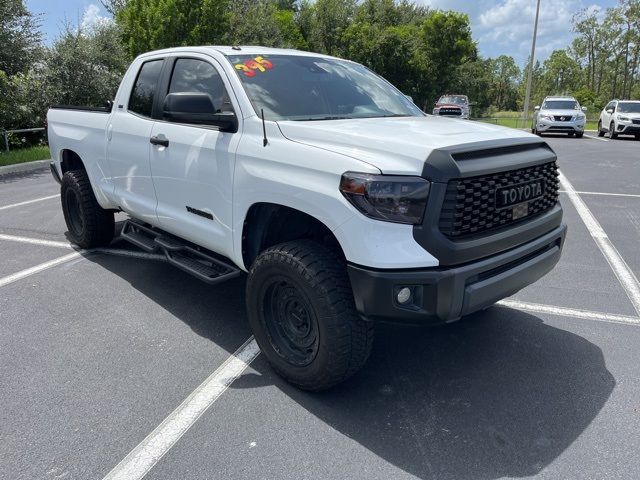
left=433, top=108, right=440, bottom=114
left=340, top=172, right=430, bottom=224
left=539, top=114, right=554, bottom=121
left=618, top=115, right=630, bottom=122
left=576, top=114, right=585, bottom=120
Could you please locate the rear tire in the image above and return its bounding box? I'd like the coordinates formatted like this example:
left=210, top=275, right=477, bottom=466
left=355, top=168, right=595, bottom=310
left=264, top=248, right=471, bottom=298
left=61, top=170, right=114, bottom=248
left=246, top=240, right=374, bottom=391
left=597, top=120, right=605, bottom=137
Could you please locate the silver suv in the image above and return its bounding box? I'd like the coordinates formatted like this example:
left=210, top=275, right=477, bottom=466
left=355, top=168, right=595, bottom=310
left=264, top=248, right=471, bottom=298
left=532, top=96, right=587, bottom=138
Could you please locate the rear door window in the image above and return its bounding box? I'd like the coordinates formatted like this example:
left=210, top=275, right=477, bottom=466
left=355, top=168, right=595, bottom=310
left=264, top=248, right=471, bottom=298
left=129, top=60, right=164, bottom=118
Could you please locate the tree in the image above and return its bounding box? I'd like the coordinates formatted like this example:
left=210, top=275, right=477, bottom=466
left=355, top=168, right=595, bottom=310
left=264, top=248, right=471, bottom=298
left=307, top=0, right=357, bottom=55
left=0, top=0, right=42, bottom=77
left=489, top=55, right=520, bottom=111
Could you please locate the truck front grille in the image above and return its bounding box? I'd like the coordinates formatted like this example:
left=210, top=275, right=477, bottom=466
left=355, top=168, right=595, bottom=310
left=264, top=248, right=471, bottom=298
left=438, top=108, right=462, bottom=116
left=439, top=162, right=559, bottom=238
left=553, top=115, right=573, bottom=121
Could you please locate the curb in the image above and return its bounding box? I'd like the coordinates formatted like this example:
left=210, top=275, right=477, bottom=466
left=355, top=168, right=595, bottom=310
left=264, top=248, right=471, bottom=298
left=0, top=159, right=51, bottom=176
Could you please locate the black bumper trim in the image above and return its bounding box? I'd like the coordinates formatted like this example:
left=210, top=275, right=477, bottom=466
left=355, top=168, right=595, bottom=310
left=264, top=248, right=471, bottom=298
left=348, top=224, right=567, bottom=324
left=50, top=162, right=61, bottom=184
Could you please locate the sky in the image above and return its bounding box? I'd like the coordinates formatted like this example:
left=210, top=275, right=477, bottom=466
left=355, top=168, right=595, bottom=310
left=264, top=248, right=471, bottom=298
left=26, top=0, right=619, bottom=67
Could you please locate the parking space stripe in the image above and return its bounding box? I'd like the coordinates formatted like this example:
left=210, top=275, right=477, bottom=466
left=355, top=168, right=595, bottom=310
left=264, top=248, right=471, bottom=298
left=0, top=233, right=72, bottom=249
left=559, top=170, right=640, bottom=316
left=499, top=300, right=640, bottom=326
left=584, top=134, right=609, bottom=142
left=559, top=190, right=640, bottom=199
left=0, top=194, right=59, bottom=211
left=102, top=337, right=260, bottom=480
left=0, top=251, right=82, bottom=288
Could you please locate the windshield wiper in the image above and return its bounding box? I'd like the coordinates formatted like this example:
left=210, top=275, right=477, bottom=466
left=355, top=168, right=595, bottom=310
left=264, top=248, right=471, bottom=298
left=293, top=116, right=353, bottom=121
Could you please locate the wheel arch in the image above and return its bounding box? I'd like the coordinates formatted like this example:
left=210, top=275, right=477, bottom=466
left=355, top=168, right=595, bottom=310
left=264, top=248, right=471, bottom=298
left=241, top=202, right=345, bottom=271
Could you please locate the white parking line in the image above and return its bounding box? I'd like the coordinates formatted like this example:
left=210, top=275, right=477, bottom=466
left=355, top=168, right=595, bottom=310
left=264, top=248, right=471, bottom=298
left=0, top=194, right=59, bottom=211
left=102, top=337, right=260, bottom=480
left=559, top=190, right=640, bottom=199
left=0, top=251, right=82, bottom=288
left=559, top=170, right=640, bottom=317
left=0, top=233, right=72, bottom=249
left=584, top=134, right=609, bottom=142
left=0, top=233, right=165, bottom=260
left=499, top=300, right=640, bottom=326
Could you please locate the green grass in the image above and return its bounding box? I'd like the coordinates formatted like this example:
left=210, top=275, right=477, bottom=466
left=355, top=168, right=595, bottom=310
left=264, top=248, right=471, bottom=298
left=0, top=146, right=51, bottom=167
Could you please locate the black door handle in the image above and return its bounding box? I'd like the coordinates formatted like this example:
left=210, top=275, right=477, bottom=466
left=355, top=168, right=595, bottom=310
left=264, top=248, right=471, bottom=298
left=150, top=136, right=169, bottom=147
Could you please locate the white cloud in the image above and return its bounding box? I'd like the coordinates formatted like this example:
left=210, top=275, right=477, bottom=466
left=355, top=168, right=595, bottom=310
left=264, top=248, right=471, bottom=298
left=80, top=3, right=113, bottom=31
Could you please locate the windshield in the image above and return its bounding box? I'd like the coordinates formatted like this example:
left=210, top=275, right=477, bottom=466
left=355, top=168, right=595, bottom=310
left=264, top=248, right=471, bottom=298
left=227, top=54, right=423, bottom=121
left=542, top=100, right=579, bottom=110
left=617, top=102, right=640, bottom=114
left=438, top=96, right=467, bottom=105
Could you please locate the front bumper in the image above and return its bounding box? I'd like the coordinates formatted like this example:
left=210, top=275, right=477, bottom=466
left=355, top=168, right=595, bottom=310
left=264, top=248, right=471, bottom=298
left=617, top=123, right=640, bottom=135
left=348, top=224, right=567, bottom=324
left=536, top=119, right=584, bottom=133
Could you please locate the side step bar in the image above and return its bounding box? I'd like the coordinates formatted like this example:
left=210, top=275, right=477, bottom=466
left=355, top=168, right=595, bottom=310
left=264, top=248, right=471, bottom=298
left=120, top=219, right=242, bottom=285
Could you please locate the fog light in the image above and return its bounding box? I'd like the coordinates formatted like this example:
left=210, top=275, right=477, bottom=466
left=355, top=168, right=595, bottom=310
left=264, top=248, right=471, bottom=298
left=397, top=287, right=412, bottom=304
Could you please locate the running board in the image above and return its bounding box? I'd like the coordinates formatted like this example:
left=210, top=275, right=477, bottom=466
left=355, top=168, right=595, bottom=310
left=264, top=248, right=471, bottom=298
left=120, top=219, right=241, bottom=285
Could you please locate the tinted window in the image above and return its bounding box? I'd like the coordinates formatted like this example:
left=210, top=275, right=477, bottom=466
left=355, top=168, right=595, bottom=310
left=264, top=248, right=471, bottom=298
left=168, top=59, right=233, bottom=114
left=129, top=60, right=163, bottom=117
left=618, top=102, right=640, bottom=113
left=228, top=54, right=423, bottom=121
left=542, top=100, right=579, bottom=110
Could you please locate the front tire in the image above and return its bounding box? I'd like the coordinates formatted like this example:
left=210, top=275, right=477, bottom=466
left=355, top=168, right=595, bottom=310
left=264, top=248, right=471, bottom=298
left=597, top=120, right=605, bottom=137
left=246, top=240, right=374, bottom=391
left=576, top=132, right=584, bottom=138
left=61, top=170, right=114, bottom=248
left=609, top=122, right=618, bottom=139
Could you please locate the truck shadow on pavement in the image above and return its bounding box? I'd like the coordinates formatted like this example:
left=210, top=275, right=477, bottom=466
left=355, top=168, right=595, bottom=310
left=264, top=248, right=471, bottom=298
left=89, top=242, right=615, bottom=480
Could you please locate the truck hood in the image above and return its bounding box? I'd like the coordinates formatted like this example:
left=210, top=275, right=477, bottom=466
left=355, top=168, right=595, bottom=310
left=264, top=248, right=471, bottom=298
left=277, top=116, right=533, bottom=175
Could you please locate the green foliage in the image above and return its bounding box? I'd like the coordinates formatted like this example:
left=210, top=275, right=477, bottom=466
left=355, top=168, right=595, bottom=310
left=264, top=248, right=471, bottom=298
left=0, top=146, right=51, bottom=166
left=0, top=0, right=42, bottom=77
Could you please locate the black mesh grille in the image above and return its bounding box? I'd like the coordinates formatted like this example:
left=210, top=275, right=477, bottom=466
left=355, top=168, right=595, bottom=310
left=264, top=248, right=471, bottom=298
left=438, top=108, right=462, bottom=116
left=439, top=162, right=559, bottom=238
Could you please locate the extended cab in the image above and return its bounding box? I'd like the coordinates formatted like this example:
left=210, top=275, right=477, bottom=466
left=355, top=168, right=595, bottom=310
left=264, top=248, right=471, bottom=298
left=48, top=47, right=566, bottom=390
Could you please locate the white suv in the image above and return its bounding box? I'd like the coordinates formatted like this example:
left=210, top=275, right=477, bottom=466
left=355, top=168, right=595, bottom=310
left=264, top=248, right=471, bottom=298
left=532, top=96, right=587, bottom=138
left=598, top=100, right=640, bottom=140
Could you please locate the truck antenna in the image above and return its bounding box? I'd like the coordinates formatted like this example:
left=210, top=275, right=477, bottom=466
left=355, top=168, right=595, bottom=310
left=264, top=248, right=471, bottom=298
left=261, top=109, right=268, bottom=147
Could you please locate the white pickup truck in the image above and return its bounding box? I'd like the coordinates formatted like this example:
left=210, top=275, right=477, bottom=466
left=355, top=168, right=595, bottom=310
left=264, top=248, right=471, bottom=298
left=48, top=46, right=566, bottom=390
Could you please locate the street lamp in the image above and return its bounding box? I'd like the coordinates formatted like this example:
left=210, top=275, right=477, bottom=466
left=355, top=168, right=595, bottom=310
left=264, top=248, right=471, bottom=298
left=522, top=0, right=541, bottom=124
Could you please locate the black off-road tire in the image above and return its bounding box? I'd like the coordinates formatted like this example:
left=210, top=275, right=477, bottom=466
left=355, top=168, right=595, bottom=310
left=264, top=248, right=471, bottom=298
left=61, top=170, right=114, bottom=248
left=246, top=240, right=374, bottom=391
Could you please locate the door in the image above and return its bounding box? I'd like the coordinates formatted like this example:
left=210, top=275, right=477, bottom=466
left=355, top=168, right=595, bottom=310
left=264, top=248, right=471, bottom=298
left=107, top=58, right=165, bottom=222
left=602, top=101, right=616, bottom=130
left=149, top=56, right=239, bottom=259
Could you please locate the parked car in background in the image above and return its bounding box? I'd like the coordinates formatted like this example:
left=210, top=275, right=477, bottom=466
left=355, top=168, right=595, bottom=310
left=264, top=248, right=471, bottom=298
left=598, top=100, right=640, bottom=139
left=432, top=95, right=470, bottom=119
left=532, top=96, right=586, bottom=137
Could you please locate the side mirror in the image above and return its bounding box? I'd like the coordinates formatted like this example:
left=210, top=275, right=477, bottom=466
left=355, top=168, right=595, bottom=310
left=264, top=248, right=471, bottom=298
left=534, top=106, right=540, bottom=111
left=581, top=106, right=587, bottom=112
left=163, top=92, right=238, bottom=132
left=606, top=108, right=614, bottom=114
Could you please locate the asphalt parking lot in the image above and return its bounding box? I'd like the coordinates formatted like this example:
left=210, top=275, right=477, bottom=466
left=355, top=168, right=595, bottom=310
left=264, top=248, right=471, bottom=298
left=1, top=134, right=640, bottom=480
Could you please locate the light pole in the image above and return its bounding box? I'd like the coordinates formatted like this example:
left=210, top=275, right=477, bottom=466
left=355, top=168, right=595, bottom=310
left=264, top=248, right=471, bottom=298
left=522, top=0, right=541, bottom=125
